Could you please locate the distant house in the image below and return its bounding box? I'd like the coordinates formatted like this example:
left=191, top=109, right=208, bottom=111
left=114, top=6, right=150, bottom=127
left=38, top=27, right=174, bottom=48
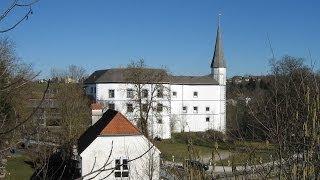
left=78, top=109, right=161, bottom=180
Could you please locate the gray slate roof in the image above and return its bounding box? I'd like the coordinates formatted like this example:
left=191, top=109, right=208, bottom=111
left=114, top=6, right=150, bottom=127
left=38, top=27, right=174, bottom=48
left=84, top=68, right=219, bottom=85
left=170, top=75, right=219, bottom=85
left=211, top=24, right=226, bottom=68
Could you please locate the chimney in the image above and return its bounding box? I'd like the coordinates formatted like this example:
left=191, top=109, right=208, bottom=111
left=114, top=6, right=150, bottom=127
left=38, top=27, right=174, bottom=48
left=90, top=103, right=103, bottom=125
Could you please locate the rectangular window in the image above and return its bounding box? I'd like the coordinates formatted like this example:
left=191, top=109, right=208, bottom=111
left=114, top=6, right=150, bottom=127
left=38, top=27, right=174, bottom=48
left=90, top=87, right=94, bottom=93
left=114, top=158, right=129, bottom=178
left=127, top=104, right=133, bottom=112
left=115, top=159, right=121, bottom=170
left=94, top=87, right=96, bottom=93
left=122, top=159, right=128, bottom=171
left=127, top=89, right=133, bottom=98
left=172, top=91, right=177, bottom=97
left=157, top=103, right=163, bottom=112
left=109, top=89, right=115, bottom=98
left=206, top=107, right=210, bottom=112
left=193, top=106, right=198, bottom=113
left=108, top=103, right=115, bottom=110
left=115, top=172, right=121, bottom=177
left=182, top=106, right=187, bottom=113
left=157, top=118, right=163, bottom=124
left=206, top=117, right=210, bottom=122
left=142, top=89, right=148, bottom=98
left=157, top=89, right=163, bottom=98
left=142, top=104, right=148, bottom=112
left=193, top=91, right=198, bottom=98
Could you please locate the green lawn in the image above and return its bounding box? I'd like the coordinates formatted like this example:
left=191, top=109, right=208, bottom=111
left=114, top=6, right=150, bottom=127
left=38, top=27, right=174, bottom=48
left=155, top=140, right=226, bottom=163
left=155, top=137, right=276, bottom=166
left=5, top=155, right=34, bottom=180
left=216, top=150, right=277, bottom=166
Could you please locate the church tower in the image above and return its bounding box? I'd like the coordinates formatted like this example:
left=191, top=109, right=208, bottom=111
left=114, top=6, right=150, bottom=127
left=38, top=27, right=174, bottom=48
left=211, top=16, right=226, bottom=132
left=211, top=16, right=226, bottom=85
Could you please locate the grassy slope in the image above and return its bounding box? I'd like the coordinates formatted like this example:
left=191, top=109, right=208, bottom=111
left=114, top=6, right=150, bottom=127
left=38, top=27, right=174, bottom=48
left=157, top=132, right=276, bottom=165
left=155, top=140, right=215, bottom=162
left=5, top=155, right=34, bottom=180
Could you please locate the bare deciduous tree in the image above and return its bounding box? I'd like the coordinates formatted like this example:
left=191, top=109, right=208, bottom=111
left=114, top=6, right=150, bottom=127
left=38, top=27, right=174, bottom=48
left=0, top=0, right=40, bottom=33
left=123, top=59, right=170, bottom=138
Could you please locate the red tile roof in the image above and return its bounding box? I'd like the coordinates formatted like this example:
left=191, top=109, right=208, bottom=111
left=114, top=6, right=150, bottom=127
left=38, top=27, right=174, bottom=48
left=100, top=112, right=141, bottom=135
left=78, top=109, right=142, bottom=154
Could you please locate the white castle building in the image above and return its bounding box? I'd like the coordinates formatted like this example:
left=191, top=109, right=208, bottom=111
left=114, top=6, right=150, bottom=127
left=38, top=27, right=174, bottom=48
left=84, top=22, right=226, bottom=139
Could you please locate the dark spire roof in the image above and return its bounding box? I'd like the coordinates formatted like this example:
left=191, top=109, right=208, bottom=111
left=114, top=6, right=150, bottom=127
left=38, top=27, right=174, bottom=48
left=211, top=16, right=226, bottom=68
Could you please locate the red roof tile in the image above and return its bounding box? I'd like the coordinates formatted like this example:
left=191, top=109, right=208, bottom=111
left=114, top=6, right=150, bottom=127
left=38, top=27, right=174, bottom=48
left=100, top=112, right=141, bottom=135
left=78, top=110, right=142, bottom=154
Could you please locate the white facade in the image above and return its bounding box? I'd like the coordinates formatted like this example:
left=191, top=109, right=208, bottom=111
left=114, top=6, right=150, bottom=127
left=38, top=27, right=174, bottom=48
left=80, top=135, right=160, bottom=180
left=85, top=79, right=226, bottom=139
left=170, top=83, right=226, bottom=133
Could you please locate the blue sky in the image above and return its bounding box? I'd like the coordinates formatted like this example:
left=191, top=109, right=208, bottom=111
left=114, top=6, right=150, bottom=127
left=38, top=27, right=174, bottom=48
left=1, top=0, right=319, bottom=78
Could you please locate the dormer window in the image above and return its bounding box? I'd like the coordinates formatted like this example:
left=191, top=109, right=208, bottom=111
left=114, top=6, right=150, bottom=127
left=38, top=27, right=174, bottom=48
left=193, top=91, right=198, bottom=98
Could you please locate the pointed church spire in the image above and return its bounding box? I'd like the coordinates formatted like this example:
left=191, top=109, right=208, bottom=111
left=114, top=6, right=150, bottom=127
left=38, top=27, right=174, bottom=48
left=211, top=14, right=226, bottom=68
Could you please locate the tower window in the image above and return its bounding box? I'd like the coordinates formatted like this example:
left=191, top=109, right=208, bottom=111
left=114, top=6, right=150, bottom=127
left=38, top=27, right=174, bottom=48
left=206, top=107, right=210, bottom=112
left=109, top=89, right=115, bottom=98
left=193, top=91, right=198, bottom=98
left=193, top=106, right=198, bottom=113
left=206, top=117, right=210, bottom=122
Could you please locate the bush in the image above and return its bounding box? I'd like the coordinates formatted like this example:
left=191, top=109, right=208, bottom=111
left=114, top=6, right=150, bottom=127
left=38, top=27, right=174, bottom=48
left=172, top=130, right=226, bottom=148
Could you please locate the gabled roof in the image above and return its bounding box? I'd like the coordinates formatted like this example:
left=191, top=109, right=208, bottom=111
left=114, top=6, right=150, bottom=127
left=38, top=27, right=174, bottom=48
left=78, top=109, right=141, bottom=154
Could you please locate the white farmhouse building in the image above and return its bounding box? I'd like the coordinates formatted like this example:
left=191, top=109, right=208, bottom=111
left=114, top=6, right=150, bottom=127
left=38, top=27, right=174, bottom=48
left=78, top=109, right=161, bottom=180
left=84, top=23, right=226, bottom=139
